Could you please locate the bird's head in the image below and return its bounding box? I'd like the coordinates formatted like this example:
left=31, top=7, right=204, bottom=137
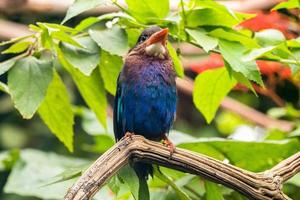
left=129, top=26, right=169, bottom=59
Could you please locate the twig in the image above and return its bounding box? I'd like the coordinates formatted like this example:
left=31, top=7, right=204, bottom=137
left=65, top=135, right=300, bottom=200
left=176, top=77, right=294, bottom=132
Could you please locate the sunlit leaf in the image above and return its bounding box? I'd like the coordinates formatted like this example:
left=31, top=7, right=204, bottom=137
left=118, top=165, right=142, bottom=200
left=51, top=31, right=84, bottom=48
left=255, top=29, right=285, bottom=46
left=0, top=150, right=20, bottom=171
left=99, top=50, right=123, bottom=95
left=219, top=39, right=263, bottom=86
left=60, top=37, right=100, bottom=76
left=89, top=25, right=129, bottom=56
left=242, top=46, right=277, bottom=61
left=0, top=58, right=16, bottom=76
left=0, top=35, right=34, bottom=47
left=126, top=28, right=141, bottom=48
left=40, top=28, right=52, bottom=49
left=193, top=68, right=236, bottom=123
left=76, top=12, right=137, bottom=32
left=8, top=56, right=53, bottom=119
left=166, top=43, right=184, bottom=77
left=39, top=23, right=77, bottom=33
left=179, top=138, right=300, bottom=172
left=273, top=0, right=300, bottom=10
left=4, top=149, right=90, bottom=199
left=125, top=0, right=169, bottom=22
left=186, top=29, right=218, bottom=52
left=75, top=17, right=100, bottom=31
left=185, top=1, right=246, bottom=28
left=38, top=71, right=74, bottom=152
left=287, top=38, right=300, bottom=48
left=208, top=28, right=258, bottom=48
left=57, top=46, right=107, bottom=128
left=153, top=166, right=191, bottom=200
left=0, top=82, right=9, bottom=93
left=62, top=0, right=107, bottom=24
left=204, top=180, right=223, bottom=200
left=2, top=41, right=31, bottom=54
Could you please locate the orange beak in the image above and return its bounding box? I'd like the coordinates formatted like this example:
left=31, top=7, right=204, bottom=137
left=146, top=28, right=169, bottom=46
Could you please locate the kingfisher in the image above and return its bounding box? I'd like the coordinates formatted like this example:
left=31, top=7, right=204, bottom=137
left=113, top=26, right=177, bottom=197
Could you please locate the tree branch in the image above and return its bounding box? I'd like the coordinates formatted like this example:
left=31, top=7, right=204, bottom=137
left=65, top=135, right=300, bottom=200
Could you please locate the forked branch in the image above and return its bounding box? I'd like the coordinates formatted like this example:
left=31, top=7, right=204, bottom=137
left=65, top=135, right=300, bottom=200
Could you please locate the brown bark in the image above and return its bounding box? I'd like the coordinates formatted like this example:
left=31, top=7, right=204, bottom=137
left=65, top=135, right=299, bottom=200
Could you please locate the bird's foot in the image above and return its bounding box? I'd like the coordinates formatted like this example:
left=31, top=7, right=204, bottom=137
left=124, top=132, right=134, bottom=140
left=162, top=135, right=175, bottom=158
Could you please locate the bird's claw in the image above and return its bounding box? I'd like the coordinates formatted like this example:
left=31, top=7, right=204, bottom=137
left=162, top=136, right=175, bottom=158
left=124, top=132, right=134, bottom=140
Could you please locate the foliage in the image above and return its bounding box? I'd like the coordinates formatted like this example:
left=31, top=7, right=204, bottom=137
left=0, top=0, right=300, bottom=200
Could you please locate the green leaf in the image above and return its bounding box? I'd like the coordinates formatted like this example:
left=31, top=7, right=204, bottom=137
left=0, top=150, right=20, bottom=171
left=224, top=53, right=257, bottom=94
left=208, top=28, right=258, bottom=48
left=0, top=34, right=34, bottom=47
left=0, top=58, right=16, bottom=76
left=0, top=82, right=9, bottom=93
left=231, top=71, right=256, bottom=95
left=79, top=107, right=113, bottom=135
left=39, top=23, right=77, bottom=33
left=2, top=41, right=31, bottom=54
left=60, top=37, right=100, bottom=76
left=286, top=173, right=300, bottom=187
left=179, top=138, right=300, bottom=172
left=75, top=17, right=100, bottom=31
left=51, top=31, right=84, bottom=48
left=126, top=28, right=141, bottom=48
left=43, top=164, right=89, bottom=186
left=219, top=39, right=263, bottom=86
left=186, top=29, right=218, bottom=52
left=204, top=180, right=223, bottom=200
left=38, top=71, right=74, bottom=152
left=287, top=38, right=300, bottom=48
left=84, top=134, right=114, bottom=153
left=75, top=13, right=137, bottom=32
left=153, top=166, right=191, bottom=200
left=29, top=24, right=41, bottom=32
left=193, top=68, right=236, bottom=123
left=4, top=149, right=91, bottom=199
left=242, top=46, right=277, bottom=61
left=57, top=46, right=107, bottom=128
left=273, top=0, right=300, bottom=10
left=166, top=43, right=184, bottom=77
left=40, top=28, right=53, bottom=49
left=185, top=2, right=244, bottom=28
left=99, top=50, right=123, bottom=95
left=89, top=25, right=129, bottom=56
left=8, top=56, right=53, bottom=119
left=118, top=165, right=141, bottom=200
left=62, top=0, right=106, bottom=24
left=125, top=0, right=169, bottom=22
left=255, top=29, right=285, bottom=46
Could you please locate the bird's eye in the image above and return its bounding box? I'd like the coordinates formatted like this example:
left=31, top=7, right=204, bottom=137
left=138, top=35, right=148, bottom=43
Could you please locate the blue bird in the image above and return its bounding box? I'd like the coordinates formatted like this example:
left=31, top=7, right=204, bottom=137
left=113, top=26, right=177, bottom=197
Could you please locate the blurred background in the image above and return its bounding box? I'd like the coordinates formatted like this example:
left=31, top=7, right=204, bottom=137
left=0, top=0, right=300, bottom=199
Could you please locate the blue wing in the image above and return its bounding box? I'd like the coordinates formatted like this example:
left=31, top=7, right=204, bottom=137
left=113, top=75, right=124, bottom=141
